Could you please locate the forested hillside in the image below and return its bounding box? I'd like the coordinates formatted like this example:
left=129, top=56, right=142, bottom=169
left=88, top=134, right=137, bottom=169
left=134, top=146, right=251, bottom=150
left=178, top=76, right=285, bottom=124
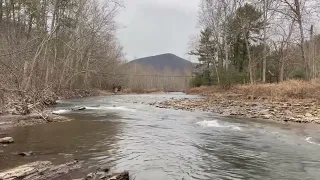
left=129, top=53, right=193, bottom=72
left=124, top=53, right=193, bottom=92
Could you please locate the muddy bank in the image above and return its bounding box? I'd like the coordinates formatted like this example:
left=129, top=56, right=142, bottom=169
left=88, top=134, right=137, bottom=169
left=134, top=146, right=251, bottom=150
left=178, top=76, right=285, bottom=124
left=159, top=94, right=320, bottom=124
left=0, top=160, right=129, bottom=180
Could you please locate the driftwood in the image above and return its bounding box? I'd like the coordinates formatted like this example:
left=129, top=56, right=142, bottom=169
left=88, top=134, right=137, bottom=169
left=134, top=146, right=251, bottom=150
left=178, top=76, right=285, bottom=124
left=0, top=160, right=81, bottom=180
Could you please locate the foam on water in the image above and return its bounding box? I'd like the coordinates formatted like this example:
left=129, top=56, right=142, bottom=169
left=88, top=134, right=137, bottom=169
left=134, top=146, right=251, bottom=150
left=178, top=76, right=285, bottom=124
left=52, top=109, right=71, bottom=114
left=85, top=106, right=136, bottom=112
left=306, top=137, right=320, bottom=146
left=196, top=120, right=241, bottom=130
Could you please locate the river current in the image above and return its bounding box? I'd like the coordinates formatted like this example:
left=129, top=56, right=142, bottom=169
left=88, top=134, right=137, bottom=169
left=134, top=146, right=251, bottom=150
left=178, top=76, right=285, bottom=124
left=1, top=93, right=320, bottom=180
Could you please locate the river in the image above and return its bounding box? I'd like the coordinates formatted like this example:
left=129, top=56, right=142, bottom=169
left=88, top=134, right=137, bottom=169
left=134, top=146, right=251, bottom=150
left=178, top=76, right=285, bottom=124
left=1, top=93, right=320, bottom=180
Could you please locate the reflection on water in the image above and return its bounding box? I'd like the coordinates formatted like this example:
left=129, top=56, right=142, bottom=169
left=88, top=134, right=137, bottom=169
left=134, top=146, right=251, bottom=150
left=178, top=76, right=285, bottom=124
left=1, top=93, right=320, bottom=180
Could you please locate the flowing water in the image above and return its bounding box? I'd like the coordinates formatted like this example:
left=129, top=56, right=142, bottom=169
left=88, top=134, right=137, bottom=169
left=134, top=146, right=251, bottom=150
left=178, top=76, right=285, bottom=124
left=1, top=93, right=320, bottom=180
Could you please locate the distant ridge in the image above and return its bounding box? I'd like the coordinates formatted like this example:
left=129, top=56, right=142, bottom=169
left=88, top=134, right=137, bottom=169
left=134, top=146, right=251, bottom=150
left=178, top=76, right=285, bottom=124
left=129, top=53, right=193, bottom=72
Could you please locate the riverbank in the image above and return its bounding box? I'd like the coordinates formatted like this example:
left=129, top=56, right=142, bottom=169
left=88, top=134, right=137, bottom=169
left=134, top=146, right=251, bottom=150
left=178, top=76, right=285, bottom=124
left=0, top=113, right=70, bottom=130
left=159, top=80, right=320, bottom=124
left=0, top=160, right=129, bottom=180
left=0, top=87, right=168, bottom=130
left=0, top=88, right=103, bottom=130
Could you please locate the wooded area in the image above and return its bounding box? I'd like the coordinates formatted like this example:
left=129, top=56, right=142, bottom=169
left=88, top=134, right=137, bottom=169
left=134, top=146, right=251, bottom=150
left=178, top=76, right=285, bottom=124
left=191, top=0, right=320, bottom=86
left=0, top=0, right=126, bottom=110
left=0, top=0, right=125, bottom=90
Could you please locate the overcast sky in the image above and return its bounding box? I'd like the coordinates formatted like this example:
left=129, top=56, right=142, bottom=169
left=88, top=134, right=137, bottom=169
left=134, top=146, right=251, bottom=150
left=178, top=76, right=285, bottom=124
left=116, top=0, right=200, bottom=62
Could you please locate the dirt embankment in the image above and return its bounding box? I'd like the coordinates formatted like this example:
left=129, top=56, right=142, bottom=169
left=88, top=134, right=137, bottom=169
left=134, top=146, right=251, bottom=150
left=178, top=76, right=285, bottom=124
left=160, top=80, right=320, bottom=124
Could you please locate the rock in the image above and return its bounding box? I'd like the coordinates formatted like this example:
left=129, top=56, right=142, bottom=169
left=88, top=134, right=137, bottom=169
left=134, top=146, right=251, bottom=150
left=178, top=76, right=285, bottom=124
left=86, top=172, right=94, bottom=179
left=296, top=115, right=304, bottom=118
left=0, top=137, right=14, bottom=144
left=305, top=113, right=313, bottom=117
left=262, top=114, right=273, bottom=119
left=98, top=166, right=110, bottom=173
left=0, top=160, right=81, bottom=180
left=0, top=161, right=52, bottom=180
left=73, top=107, right=86, bottom=111
left=84, top=171, right=129, bottom=180
left=284, top=110, right=292, bottom=115
left=107, top=172, right=129, bottom=180
left=17, top=151, right=34, bottom=156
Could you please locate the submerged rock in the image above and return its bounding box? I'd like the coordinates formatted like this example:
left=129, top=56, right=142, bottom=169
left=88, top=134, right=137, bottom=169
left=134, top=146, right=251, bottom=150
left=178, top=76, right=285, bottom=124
left=17, top=151, right=34, bottom=156
left=98, top=166, right=110, bottom=173
left=0, top=137, right=14, bottom=144
left=72, top=107, right=86, bottom=111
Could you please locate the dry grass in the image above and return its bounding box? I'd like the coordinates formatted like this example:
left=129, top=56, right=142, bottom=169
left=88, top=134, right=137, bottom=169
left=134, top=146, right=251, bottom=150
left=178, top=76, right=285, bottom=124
left=187, top=80, right=320, bottom=101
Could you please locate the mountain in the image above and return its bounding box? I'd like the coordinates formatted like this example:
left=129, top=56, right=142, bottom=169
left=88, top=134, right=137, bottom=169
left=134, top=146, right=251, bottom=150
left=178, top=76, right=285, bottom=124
left=129, top=53, right=193, bottom=72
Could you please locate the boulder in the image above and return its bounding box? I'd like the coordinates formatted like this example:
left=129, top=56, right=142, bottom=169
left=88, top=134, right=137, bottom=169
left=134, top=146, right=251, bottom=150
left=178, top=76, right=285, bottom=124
left=0, top=137, right=14, bottom=144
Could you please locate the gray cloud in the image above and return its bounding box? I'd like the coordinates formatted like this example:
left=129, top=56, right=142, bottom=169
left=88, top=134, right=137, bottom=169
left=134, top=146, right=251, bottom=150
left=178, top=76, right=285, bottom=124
left=116, top=0, right=200, bottom=62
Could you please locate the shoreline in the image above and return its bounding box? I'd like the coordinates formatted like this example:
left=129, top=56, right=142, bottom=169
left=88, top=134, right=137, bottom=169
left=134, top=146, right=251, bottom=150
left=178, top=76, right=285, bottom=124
left=158, top=94, right=320, bottom=124
left=0, top=160, right=129, bottom=180
left=0, top=89, right=167, bottom=130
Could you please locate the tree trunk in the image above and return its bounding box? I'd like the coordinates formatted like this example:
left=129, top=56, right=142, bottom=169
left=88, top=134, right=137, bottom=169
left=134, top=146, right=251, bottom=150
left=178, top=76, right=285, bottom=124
left=310, top=25, right=315, bottom=79
left=244, top=31, right=254, bottom=84
left=294, top=0, right=308, bottom=80
left=84, top=52, right=91, bottom=89
left=21, top=61, right=29, bottom=89
left=279, top=55, right=284, bottom=82
left=44, top=45, right=50, bottom=87
left=0, top=0, right=3, bottom=24
left=262, top=0, right=268, bottom=83
left=224, top=35, right=229, bottom=71
left=27, top=15, right=33, bottom=39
